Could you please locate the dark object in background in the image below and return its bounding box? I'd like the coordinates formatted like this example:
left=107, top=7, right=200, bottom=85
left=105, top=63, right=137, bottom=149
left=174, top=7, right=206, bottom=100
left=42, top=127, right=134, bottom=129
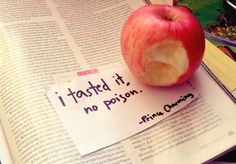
left=218, top=45, right=236, bottom=61
left=214, top=148, right=236, bottom=162
left=224, top=0, right=236, bottom=25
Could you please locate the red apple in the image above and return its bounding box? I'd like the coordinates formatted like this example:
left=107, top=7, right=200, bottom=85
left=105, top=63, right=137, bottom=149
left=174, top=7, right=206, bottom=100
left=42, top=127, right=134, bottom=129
left=121, top=4, right=205, bottom=86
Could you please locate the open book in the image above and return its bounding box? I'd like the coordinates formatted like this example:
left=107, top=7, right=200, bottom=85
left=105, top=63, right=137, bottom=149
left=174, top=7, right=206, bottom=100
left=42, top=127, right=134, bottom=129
left=0, top=0, right=236, bottom=164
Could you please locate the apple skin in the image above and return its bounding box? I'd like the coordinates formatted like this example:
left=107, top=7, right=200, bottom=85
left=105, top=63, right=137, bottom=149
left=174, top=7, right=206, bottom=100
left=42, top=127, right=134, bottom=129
left=121, top=4, right=205, bottom=86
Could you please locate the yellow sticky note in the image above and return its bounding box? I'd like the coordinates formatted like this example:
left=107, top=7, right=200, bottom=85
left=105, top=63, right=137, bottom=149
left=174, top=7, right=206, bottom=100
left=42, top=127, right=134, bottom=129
left=149, top=0, right=173, bottom=5
left=203, top=39, right=236, bottom=91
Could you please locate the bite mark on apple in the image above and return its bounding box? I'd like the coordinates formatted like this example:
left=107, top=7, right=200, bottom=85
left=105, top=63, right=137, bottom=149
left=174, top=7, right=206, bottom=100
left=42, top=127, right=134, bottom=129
left=142, top=39, right=188, bottom=86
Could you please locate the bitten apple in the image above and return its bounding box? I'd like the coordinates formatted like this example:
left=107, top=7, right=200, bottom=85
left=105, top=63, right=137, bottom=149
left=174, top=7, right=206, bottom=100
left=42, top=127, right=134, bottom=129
left=121, top=4, right=205, bottom=86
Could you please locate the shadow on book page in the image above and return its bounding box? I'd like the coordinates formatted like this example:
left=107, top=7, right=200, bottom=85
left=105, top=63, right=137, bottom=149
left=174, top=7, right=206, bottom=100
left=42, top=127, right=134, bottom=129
left=175, top=0, right=236, bottom=102
left=46, top=66, right=198, bottom=156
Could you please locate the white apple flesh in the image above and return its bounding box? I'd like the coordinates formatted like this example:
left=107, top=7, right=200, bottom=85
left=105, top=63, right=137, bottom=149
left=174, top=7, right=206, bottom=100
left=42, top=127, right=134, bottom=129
left=121, top=5, right=205, bottom=86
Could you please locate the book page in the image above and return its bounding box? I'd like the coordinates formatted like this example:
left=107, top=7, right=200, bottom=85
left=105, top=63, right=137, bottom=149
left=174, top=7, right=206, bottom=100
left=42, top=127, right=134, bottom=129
left=0, top=0, right=146, bottom=163
left=0, top=122, right=13, bottom=164
left=0, top=0, right=236, bottom=164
